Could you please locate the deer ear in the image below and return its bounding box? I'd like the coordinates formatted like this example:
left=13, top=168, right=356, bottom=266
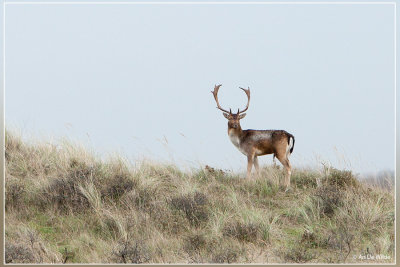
left=238, top=113, right=246, bottom=120
left=223, top=112, right=230, bottom=119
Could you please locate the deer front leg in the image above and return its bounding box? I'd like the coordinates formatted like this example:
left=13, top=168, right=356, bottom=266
left=246, top=155, right=254, bottom=179
left=253, top=156, right=260, bottom=177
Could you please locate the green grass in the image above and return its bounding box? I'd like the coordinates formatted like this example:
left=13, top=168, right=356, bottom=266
left=4, top=130, right=395, bottom=263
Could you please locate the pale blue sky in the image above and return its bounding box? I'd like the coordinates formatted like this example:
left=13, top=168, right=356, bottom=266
left=5, top=2, right=395, bottom=175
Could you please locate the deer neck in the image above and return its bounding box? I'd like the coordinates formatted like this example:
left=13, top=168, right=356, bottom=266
left=228, top=126, right=243, bottom=148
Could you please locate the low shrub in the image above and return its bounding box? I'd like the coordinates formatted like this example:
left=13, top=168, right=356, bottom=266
left=5, top=242, right=35, bottom=263
left=223, top=222, right=260, bottom=243
left=326, top=168, right=359, bottom=189
left=5, top=178, right=25, bottom=211
left=313, top=185, right=343, bottom=217
left=281, top=244, right=316, bottom=263
left=170, top=192, right=209, bottom=227
left=210, top=242, right=244, bottom=263
left=325, top=226, right=354, bottom=263
left=102, top=173, right=136, bottom=201
left=111, top=239, right=151, bottom=264
left=184, top=233, right=207, bottom=252
left=5, top=228, right=59, bottom=263
left=44, top=176, right=91, bottom=213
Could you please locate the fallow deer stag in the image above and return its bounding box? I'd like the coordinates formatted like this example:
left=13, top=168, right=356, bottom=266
left=211, top=84, right=295, bottom=190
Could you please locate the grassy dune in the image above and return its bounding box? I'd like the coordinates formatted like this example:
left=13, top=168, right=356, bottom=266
left=4, top=131, right=395, bottom=263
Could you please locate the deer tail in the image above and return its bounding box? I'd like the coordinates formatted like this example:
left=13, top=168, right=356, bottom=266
left=287, top=133, right=295, bottom=154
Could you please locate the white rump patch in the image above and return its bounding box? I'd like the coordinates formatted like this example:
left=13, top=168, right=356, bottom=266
left=286, top=136, right=294, bottom=157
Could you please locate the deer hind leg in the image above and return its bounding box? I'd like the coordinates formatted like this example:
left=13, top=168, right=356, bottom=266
left=253, top=156, right=260, bottom=176
left=246, top=154, right=254, bottom=179
left=276, top=153, right=292, bottom=190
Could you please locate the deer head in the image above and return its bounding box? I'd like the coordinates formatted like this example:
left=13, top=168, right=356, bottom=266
left=211, top=84, right=250, bottom=129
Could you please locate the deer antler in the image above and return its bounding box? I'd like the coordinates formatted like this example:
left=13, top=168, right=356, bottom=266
left=211, top=84, right=231, bottom=113
left=238, top=87, right=251, bottom=114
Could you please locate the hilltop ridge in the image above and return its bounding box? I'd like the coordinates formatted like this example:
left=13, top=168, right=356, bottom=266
left=4, top=131, right=395, bottom=263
